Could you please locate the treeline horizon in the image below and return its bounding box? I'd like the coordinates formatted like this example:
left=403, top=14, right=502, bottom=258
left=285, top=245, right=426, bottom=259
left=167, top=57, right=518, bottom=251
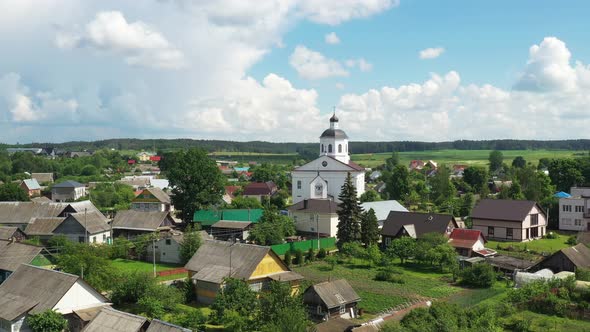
left=3, top=138, right=590, bottom=155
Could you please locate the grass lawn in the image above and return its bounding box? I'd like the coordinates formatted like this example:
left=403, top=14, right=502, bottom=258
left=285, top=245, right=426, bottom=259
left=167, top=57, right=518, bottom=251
left=293, top=259, right=461, bottom=314
left=506, top=311, right=590, bottom=331
left=486, top=232, right=573, bottom=257
left=351, top=149, right=579, bottom=168
left=447, top=283, right=510, bottom=308
left=110, top=258, right=186, bottom=281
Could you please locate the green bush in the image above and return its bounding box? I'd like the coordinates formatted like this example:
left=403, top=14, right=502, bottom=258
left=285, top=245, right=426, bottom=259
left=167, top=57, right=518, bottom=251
left=374, top=269, right=406, bottom=284
left=545, top=231, right=558, bottom=239
left=284, top=251, right=292, bottom=267
left=576, top=268, right=590, bottom=282
left=306, top=248, right=315, bottom=262
left=26, top=310, right=68, bottom=332
left=460, top=263, right=495, bottom=288
left=316, top=248, right=327, bottom=259
left=567, top=235, right=577, bottom=245
left=293, top=249, right=304, bottom=265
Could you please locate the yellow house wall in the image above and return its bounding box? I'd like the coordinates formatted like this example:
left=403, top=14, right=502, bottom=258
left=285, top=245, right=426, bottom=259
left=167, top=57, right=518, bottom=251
left=249, top=253, right=288, bottom=279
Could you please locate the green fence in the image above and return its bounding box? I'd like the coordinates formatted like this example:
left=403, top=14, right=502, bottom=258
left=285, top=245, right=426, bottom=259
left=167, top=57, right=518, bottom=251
left=271, top=237, right=336, bottom=255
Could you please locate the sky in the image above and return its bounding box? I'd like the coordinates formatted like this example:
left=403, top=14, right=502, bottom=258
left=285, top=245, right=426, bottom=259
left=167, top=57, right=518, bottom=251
left=1, top=0, right=590, bottom=144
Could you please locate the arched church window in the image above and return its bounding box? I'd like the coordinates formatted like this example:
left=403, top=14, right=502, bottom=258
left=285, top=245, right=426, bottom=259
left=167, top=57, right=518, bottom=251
left=338, top=144, right=342, bottom=153
left=328, top=144, right=332, bottom=153
left=321, top=144, right=324, bottom=153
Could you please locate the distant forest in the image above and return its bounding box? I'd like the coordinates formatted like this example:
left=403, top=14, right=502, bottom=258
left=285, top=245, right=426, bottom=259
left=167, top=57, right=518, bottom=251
left=4, top=139, right=590, bottom=156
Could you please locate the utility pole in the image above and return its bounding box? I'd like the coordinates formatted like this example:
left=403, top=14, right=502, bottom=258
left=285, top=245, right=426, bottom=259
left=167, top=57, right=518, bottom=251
left=316, top=213, right=320, bottom=250
left=152, top=236, right=157, bottom=278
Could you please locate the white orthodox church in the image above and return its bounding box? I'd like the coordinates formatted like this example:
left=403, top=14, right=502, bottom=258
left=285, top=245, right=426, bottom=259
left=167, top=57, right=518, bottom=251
left=291, top=113, right=365, bottom=204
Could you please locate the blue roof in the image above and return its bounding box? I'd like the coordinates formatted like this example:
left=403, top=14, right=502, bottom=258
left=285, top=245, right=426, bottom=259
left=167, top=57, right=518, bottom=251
left=233, top=167, right=250, bottom=172
left=554, top=191, right=572, bottom=198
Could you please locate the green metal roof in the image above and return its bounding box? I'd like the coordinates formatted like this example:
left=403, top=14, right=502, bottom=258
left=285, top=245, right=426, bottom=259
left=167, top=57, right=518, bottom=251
left=193, top=209, right=263, bottom=226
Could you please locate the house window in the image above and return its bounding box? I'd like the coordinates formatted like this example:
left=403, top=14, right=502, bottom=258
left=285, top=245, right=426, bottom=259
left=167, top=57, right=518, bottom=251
left=530, top=214, right=538, bottom=226
left=531, top=227, right=539, bottom=238
left=166, top=239, right=172, bottom=245
left=321, top=145, right=324, bottom=153
left=317, top=306, right=323, bottom=315
left=338, top=144, right=342, bottom=153
left=103, top=234, right=106, bottom=241
left=575, top=219, right=582, bottom=226
left=563, top=205, right=572, bottom=212
left=576, top=206, right=584, bottom=213
left=297, top=181, right=302, bottom=190
left=488, top=227, right=494, bottom=237
left=92, top=236, right=96, bottom=243
left=506, top=228, right=513, bottom=239
left=339, top=305, right=346, bottom=315
left=328, top=144, right=332, bottom=153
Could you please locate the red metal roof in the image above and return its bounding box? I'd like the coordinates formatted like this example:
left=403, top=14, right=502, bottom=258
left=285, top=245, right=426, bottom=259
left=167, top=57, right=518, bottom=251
left=243, top=181, right=277, bottom=196
left=448, top=229, right=486, bottom=249
left=128, top=159, right=136, bottom=164
left=149, top=156, right=161, bottom=161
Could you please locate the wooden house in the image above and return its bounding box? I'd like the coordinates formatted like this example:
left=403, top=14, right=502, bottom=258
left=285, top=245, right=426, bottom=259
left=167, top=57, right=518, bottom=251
left=112, top=210, right=175, bottom=239
left=303, top=279, right=361, bottom=320
left=532, top=244, right=590, bottom=273
left=381, top=211, right=457, bottom=248
left=184, top=240, right=303, bottom=304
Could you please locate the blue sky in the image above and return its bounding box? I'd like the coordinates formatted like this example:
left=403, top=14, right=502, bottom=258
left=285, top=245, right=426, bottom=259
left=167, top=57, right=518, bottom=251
left=0, top=0, right=589, bottom=143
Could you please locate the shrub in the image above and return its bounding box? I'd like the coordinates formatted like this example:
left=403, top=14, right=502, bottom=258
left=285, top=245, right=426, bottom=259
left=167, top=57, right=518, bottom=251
left=576, top=268, right=590, bottom=282
left=567, top=235, right=577, bottom=245
left=545, top=232, right=558, bottom=239
left=293, top=249, right=304, bottom=265
left=374, top=269, right=406, bottom=284
left=284, top=251, right=292, bottom=267
left=316, top=248, right=327, bottom=259
left=306, top=248, right=315, bottom=262
left=26, top=310, right=68, bottom=332
left=325, top=255, right=337, bottom=270
left=460, top=263, right=495, bottom=288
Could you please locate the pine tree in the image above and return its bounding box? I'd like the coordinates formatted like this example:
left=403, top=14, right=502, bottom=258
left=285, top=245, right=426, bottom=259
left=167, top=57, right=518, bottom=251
left=361, top=208, right=380, bottom=247
left=337, top=173, right=363, bottom=247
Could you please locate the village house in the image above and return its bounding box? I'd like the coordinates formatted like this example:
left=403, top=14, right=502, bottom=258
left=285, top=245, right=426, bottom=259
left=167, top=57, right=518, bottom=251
left=193, top=209, right=263, bottom=229
left=137, top=151, right=156, bottom=162
left=24, top=217, right=66, bottom=242
left=409, top=160, right=425, bottom=171
left=0, top=241, right=51, bottom=284
left=112, top=210, right=175, bottom=239
left=291, top=114, right=365, bottom=205
left=31, top=172, right=54, bottom=185
left=287, top=199, right=339, bottom=238
left=0, top=264, right=109, bottom=332
left=360, top=200, right=408, bottom=228
left=558, top=187, right=590, bottom=231
left=145, top=231, right=186, bottom=265
left=381, top=211, right=458, bottom=248
left=222, top=185, right=240, bottom=204
left=471, top=199, right=547, bottom=241
left=210, top=221, right=253, bottom=242
left=485, top=255, right=535, bottom=277
left=532, top=243, right=590, bottom=273
left=81, top=307, right=190, bottom=332
left=303, top=279, right=361, bottom=321
left=242, top=181, right=278, bottom=202
left=448, top=228, right=493, bottom=257
left=131, top=187, right=173, bottom=212
left=0, top=226, right=26, bottom=242
left=185, top=240, right=303, bottom=304
left=0, top=200, right=102, bottom=231
left=52, top=180, right=87, bottom=202
left=20, top=179, right=41, bottom=197
left=53, top=212, right=111, bottom=244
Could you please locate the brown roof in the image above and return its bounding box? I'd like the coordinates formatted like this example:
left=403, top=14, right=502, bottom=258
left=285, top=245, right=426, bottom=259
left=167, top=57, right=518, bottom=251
left=133, top=187, right=171, bottom=204
left=243, top=181, right=278, bottom=196
left=31, top=173, right=54, bottom=184
left=305, top=279, right=360, bottom=309
left=112, top=210, right=173, bottom=231
left=448, top=229, right=485, bottom=249
left=471, top=199, right=543, bottom=222
left=382, top=211, right=457, bottom=238
left=82, top=307, right=146, bottom=332
left=0, top=241, right=43, bottom=271
left=25, top=217, right=66, bottom=236
left=486, top=255, right=535, bottom=271
left=287, top=199, right=339, bottom=214
left=0, top=264, right=107, bottom=320
left=185, top=240, right=288, bottom=282
left=316, top=317, right=356, bottom=332
left=560, top=244, right=590, bottom=268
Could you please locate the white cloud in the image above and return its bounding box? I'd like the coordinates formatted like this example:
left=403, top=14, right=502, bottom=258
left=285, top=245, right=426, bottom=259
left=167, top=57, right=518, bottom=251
left=56, top=11, right=186, bottom=69
left=345, top=58, right=373, bottom=72
left=419, top=47, right=445, bottom=59
left=325, top=32, right=340, bottom=44
left=289, top=45, right=349, bottom=80
left=297, top=0, right=399, bottom=25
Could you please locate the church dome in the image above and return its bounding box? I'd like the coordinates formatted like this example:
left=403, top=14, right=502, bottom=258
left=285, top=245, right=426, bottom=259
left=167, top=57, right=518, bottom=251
left=329, top=113, right=339, bottom=122
left=320, top=128, right=348, bottom=139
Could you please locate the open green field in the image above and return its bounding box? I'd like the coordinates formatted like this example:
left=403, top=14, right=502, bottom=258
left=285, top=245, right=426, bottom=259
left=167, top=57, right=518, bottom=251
left=110, top=258, right=186, bottom=281
left=293, top=259, right=460, bottom=314
left=350, top=149, right=581, bottom=168
left=486, top=231, right=573, bottom=257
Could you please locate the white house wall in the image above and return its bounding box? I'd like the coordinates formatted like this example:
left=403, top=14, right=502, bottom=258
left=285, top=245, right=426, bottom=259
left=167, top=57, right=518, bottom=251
left=291, top=211, right=338, bottom=237
left=53, top=280, right=107, bottom=314
left=559, top=197, right=588, bottom=231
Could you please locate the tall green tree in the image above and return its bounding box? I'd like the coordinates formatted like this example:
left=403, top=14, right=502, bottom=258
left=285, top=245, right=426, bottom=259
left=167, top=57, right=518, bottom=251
left=459, top=193, right=474, bottom=217
left=385, top=151, right=400, bottom=171
left=386, top=164, right=410, bottom=201
left=429, top=165, right=456, bottom=204
left=258, top=281, right=310, bottom=332
left=0, top=182, right=29, bottom=201
left=386, top=236, right=416, bottom=264
left=548, top=159, right=584, bottom=192
left=360, top=208, right=380, bottom=247
left=248, top=208, right=295, bottom=245
left=463, top=166, right=489, bottom=195
left=337, top=173, right=363, bottom=247
left=180, top=224, right=202, bottom=264
left=211, top=278, right=259, bottom=328
left=160, top=148, right=225, bottom=222
left=488, top=150, right=504, bottom=173
left=512, top=156, right=526, bottom=168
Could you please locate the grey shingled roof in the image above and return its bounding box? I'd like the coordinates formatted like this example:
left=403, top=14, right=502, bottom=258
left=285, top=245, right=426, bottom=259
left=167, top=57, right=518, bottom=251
left=53, top=180, right=84, bottom=188
left=22, top=179, right=41, bottom=190
left=25, top=217, right=66, bottom=236
left=185, top=240, right=286, bottom=281
left=0, top=264, right=107, bottom=320
left=361, top=200, right=408, bottom=221
left=146, top=320, right=191, bottom=332
left=471, top=199, right=543, bottom=222
left=0, top=241, right=43, bottom=271
left=307, top=279, right=360, bottom=309
left=211, top=221, right=252, bottom=229
left=31, top=173, right=54, bottom=184
left=68, top=201, right=104, bottom=216
left=67, top=212, right=110, bottom=234
left=112, top=210, right=172, bottom=231
left=0, top=201, right=75, bottom=225
left=381, top=211, right=457, bottom=238
left=134, top=187, right=171, bottom=204
left=82, top=307, right=146, bottom=332
left=561, top=244, right=590, bottom=268
left=0, top=226, right=22, bottom=240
